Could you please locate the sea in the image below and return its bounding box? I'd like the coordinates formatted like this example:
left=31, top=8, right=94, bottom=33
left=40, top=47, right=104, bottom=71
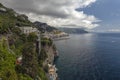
left=54, top=33, right=120, bottom=80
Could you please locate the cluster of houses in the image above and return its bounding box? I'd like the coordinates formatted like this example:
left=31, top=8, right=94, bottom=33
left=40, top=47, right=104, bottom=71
left=52, top=32, right=69, bottom=39
left=48, top=64, right=58, bottom=80
left=41, top=31, right=69, bottom=41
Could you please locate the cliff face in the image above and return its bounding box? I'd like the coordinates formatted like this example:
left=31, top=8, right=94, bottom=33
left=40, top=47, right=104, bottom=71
left=41, top=42, right=58, bottom=80
left=43, top=45, right=55, bottom=66
left=46, top=45, right=55, bottom=63
left=40, top=37, right=57, bottom=66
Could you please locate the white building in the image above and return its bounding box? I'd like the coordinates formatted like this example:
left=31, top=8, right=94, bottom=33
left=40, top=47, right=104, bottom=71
left=0, top=7, right=6, bottom=12
left=48, top=64, right=58, bottom=80
left=19, top=26, right=40, bottom=34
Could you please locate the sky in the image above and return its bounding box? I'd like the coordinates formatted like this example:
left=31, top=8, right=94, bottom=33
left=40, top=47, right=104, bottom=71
left=0, top=0, right=120, bottom=32
left=79, top=0, right=120, bottom=32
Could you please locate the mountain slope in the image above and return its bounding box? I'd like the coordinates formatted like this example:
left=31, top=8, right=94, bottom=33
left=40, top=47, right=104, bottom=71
left=34, top=21, right=58, bottom=32
left=0, top=3, right=33, bottom=34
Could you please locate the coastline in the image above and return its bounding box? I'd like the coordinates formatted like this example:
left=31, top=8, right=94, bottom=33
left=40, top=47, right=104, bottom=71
left=42, top=41, right=59, bottom=80
left=52, top=36, right=70, bottom=41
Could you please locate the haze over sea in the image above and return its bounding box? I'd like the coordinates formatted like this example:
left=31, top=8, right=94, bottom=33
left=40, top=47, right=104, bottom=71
left=54, top=33, right=120, bottom=80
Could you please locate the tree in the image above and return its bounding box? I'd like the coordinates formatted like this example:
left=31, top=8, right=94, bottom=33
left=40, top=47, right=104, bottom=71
left=20, top=34, right=27, bottom=42
left=22, top=42, right=39, bottom=79
left=38, top=48, right=47, bottom=62
left=11, top=27, right=21, bottom=35
left=27, top=32, right=38, bottom=42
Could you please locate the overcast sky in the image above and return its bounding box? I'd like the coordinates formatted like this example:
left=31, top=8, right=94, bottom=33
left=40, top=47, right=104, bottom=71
left=0, top=0, right=100, bottom=29
left=1, top=0, right=120, bottom=31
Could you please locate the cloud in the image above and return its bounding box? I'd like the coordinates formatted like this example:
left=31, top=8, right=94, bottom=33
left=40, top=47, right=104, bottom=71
left=0, top=0, right=99, bottom=29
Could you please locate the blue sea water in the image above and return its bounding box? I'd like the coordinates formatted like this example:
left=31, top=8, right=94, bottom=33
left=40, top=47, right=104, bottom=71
left=54, top=33, right=120, bottom=80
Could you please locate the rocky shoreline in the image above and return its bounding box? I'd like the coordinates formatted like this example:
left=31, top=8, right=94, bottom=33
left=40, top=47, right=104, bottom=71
left=42, top=41, right=59, bottom=80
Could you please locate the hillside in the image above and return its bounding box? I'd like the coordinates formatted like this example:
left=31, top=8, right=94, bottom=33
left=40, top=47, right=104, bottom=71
left=0, top=3, right=57, bottom=80
left=0, top=3, right=32, bottom=25
left=0, top=3, right=34, bottom=34
left=34, top=21, right=58, bottom=33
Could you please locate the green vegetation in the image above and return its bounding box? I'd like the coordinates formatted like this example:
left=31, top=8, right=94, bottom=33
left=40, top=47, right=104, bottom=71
left=16, top=14, right=33, bottom=27
left=0, top=37, right=34, bottom=80
left=0, top=37, right=18, bottom=80
left=27, top=32, right=38, bottom=42
left=39, top=49, right=48, bottom=62
left=38, top=48, right=48, bottom=66
left=41, top=37, right=53, bottom=46
left=38, top=68, right=48, bottom=80
left=17, top=74, right=33, bottom=80
left=0, top=15, right=15, bottom=34
left=0, top=3, right=32, bottom=34
left=21, top=42, right=39, bottom=79
left=0, top=3, right=49, bottom=80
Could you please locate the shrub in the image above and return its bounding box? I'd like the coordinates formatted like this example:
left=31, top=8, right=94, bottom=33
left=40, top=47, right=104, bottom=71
left=27, top=32, right=38, bottom=42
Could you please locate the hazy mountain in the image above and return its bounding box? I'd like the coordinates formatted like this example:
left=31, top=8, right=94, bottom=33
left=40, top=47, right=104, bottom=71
left=34, top=21, right=58, bottom=32
left=58, top=28, right=88, bottom=34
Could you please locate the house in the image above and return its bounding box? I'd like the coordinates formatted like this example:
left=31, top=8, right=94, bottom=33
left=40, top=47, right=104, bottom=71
left=16, top=56, right=22, bottom=65
left=48, top=64, right=58, bottom=80
left=19, top=26, right=40, bottom=34
left=0, top=8, right=6, bottom=12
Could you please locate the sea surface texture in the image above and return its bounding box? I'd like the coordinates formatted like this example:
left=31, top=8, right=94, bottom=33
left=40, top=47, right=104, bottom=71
left=54, top=33, right=120, bottom=80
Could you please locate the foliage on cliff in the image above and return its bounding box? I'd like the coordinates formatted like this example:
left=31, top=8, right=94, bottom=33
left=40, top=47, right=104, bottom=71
left=0, top=37, right=18, bottom=80
left=41, top=37, right=53, bottom=46
left=0, top=3, right=48, bottom=80
left=21, top=42, right=39, bottom=79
